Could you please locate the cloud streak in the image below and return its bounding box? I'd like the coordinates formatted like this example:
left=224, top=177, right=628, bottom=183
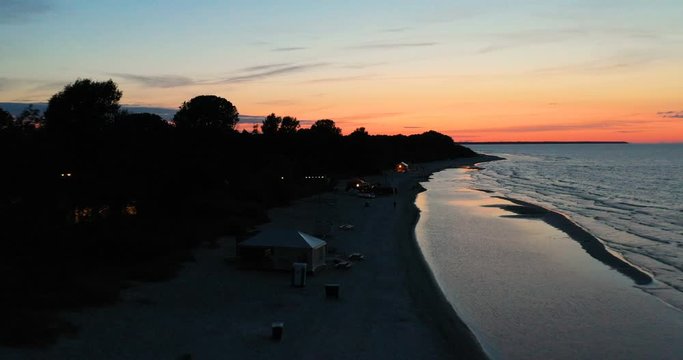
left=380, top=27, right=411, bottom=33
left=532, top=52, right=658, bottom=75
left=334, top=112, right=403, bottom=121
left=240, top=63, right=291, bottom=72
left=475, top=27, right=664, bottom=54
left=272, top=47, right=308, bottom=52
left=658, top=111, right=683, bottom=119
left=214, top=63, right=328, bottom=84
left=0, top=0, right=51, bottom=24
left=304, top=74, right=376, bottom=84
left=109, top=73, right=196, bottom=88
left=108, top=62, right=329, bottom=88
left=350, top=42, right=438, bottom=50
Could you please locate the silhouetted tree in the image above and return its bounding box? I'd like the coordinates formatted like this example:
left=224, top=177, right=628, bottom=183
left=310, top=119, right=341, bottom=137
left=349, top=127, right=369, bottom=137
left=261, top=113, right=281, bottom=136
left=173, top=95, right=239, bottom=131
left=279, top=116, right=300, bottom=135
left=44, top=79, right=122, bottom=133
left=0, top=107, right=13, bottom=129
left=17, top=105, right=42, bottom=129
left=115, top=112, right=169, bottom=134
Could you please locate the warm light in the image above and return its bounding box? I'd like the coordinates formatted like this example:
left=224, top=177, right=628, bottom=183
left=124, top=204, right=137, bottom=216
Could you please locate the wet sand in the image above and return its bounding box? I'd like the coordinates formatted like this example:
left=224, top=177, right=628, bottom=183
left=0, top=156, right=493, bottom=360
left=487, top=195, right=653, bottom=285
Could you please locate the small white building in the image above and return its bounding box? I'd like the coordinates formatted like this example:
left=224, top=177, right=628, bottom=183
left=238, top=229, right=327, bottom=272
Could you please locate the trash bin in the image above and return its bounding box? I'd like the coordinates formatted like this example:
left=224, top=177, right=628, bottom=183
left=292, top=262, right=307, bottom=287
left=271, top=322, right=284, bottom=341
left=325, top=283, right=340, bottom=299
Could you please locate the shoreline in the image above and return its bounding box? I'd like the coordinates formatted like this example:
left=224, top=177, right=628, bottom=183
left=396, top=157, right=500, bottom=359
left=488, top=195, right=654, bottom=285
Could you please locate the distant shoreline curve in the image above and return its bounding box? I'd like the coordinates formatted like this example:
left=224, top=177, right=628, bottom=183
left=461, top=141, right=629, bottom=144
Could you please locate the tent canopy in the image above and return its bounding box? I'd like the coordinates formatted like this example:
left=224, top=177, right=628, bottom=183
left=240, top=228, right=326, bottom=249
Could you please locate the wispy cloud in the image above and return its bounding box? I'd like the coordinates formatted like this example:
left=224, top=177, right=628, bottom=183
left=256, top=99, right=297, bottom=106
left=272, top=47, right=308, bottom=52
left=404, top=126, right=423, bottom=129
left=380, top=27, right=411, bottom=33
left=475, top=27, right=664, bottom=54
left=339, top=62, right=386, bottom=70
left=110, top=62, right=329, bottom=88
left=215, top=63, right=328, bottom=83
left=658, top=111, right=683, bottom=119
left=240, top=63, right=291, bottom=72
left=334, top=112, right=403, bottom=121
left=109, top=73, right=196, bottom=88
left=476, top=30, right=573, bottom=54
left=0, top=0, right=51, bottom=24
left=532, top=51, right=658, bottom=75
left=350, top=42, right=438, bottom=50
left=0, top=77, right=11, bottom=91
left=30, top=80, right=69, bottom=92
left=304, top=74, right=376, bottom=84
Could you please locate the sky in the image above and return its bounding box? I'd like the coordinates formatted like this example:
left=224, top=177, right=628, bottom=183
left=1, top=0, right=682, bottom=142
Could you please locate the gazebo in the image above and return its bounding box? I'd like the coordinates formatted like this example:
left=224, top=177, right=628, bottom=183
left=238, top=229, right=327, bottom=272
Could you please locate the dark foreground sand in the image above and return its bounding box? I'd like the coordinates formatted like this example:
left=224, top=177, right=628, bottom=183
left=0, top=156, right=494, bottom=360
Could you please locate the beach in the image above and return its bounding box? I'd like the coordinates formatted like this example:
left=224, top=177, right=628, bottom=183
left=0, top=156, right=492, bottom=360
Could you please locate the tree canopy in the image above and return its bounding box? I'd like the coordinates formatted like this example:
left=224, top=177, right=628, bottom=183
left=44, top=79, right=122, bottom=133
left=261, top=113, right=300, bottom=136
left=17, top=105, right=42, bottom=128
left=310, top=119, right=342, bottom=137
left=173, top=95, right=239, bottom=131
left=0, top=107, right=13, bottom=130
left=115, top=112, right=169, bottom=134
left=279, top=116, right=300, bottom=135
left=261, top=113, right=281, bottom=136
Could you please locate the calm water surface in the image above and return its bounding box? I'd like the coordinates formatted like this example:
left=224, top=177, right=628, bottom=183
left=469, top=144, right=683, bottom=305
left=415, top=144, right=683, bottom=359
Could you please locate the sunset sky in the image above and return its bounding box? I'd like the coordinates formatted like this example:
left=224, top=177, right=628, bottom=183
left=1, top=0, right=682, bottom=142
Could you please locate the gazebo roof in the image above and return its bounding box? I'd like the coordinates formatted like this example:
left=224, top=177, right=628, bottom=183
left=239, top=229, right=327, bottom=249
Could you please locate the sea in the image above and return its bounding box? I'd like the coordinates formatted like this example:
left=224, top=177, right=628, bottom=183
left=415, top=144, right=683, bottom=359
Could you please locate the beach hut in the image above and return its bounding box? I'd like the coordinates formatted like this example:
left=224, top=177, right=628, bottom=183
left=395, top=162, right=409, bottom=173
left=238, top=229, right=327, bottom=272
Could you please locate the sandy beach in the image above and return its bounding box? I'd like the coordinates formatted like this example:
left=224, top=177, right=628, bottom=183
left=0, top=156, right=493, bottom=360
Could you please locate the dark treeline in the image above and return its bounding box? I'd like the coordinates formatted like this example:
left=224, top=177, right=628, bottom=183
left=0, top=79, right=476, bottom=346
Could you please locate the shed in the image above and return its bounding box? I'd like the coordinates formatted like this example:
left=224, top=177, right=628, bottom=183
left=238, top=229, right=327, bottom=272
